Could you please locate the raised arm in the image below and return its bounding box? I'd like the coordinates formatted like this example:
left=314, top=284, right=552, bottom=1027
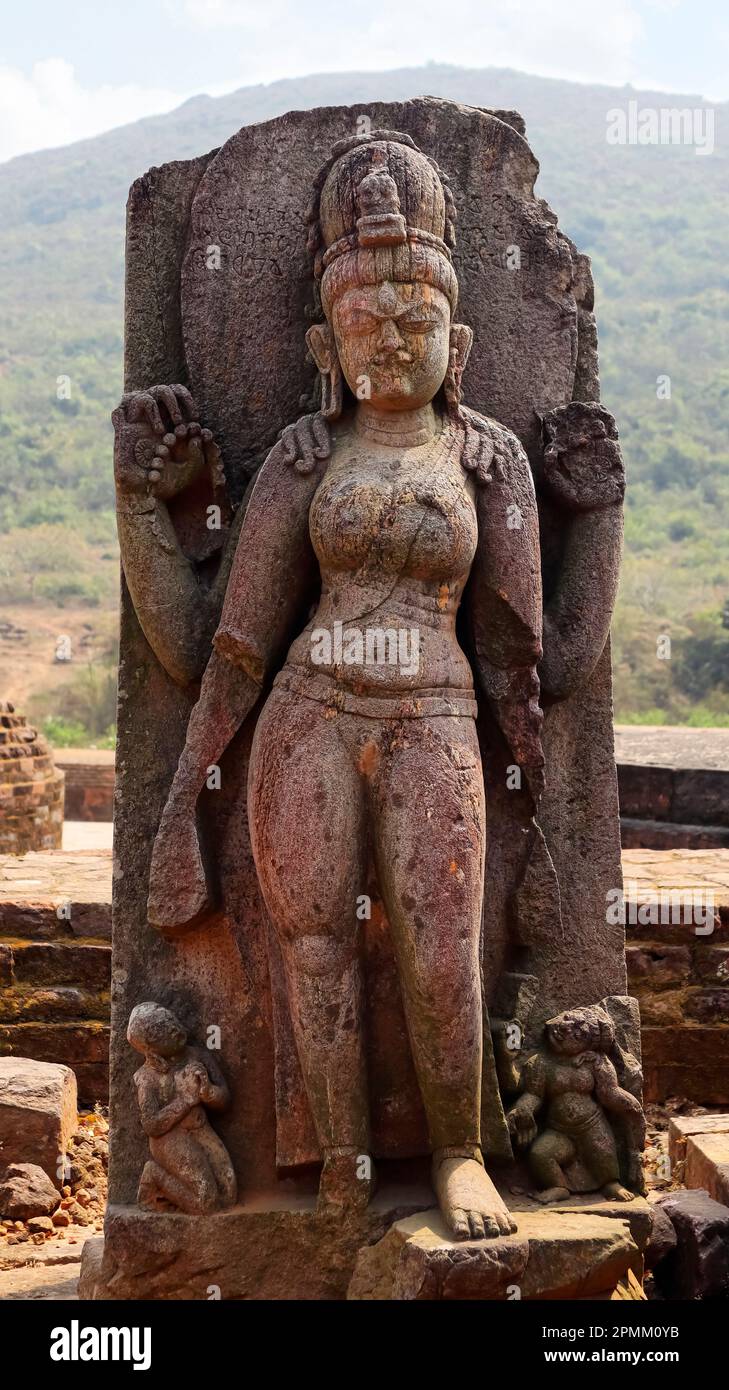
left=113, top=385, right=235, bottom=686
left=115, top=390, right=331, bottom=688
left=593, top=1054, right=643, bottom=1118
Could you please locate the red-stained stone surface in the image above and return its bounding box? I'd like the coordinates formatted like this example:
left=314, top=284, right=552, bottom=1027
left=110, top=100, right=628, bottom=1232
left=0, top=1058, right=77, bottom=1182
left=4, top=845, right=729, bottom=1112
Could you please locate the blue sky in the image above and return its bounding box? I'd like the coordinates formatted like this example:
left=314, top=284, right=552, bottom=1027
left=0, top=0, right=725, bottom=163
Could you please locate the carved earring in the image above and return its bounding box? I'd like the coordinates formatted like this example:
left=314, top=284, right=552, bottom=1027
left=443, top=322, right=474, bottom=415
left=305, top=322, right=344, bottom=420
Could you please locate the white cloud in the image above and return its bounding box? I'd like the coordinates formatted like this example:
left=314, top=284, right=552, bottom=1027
left=0, top=59, right=184, bottom=164
left=2, top=0, right=682, bottom=166
left=179, top=0, right=645, bottom=88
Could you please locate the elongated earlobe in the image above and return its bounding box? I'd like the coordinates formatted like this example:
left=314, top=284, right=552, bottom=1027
left=305, top=322, right=344, bottom=420
left=444, top=322, right=474, bottom=414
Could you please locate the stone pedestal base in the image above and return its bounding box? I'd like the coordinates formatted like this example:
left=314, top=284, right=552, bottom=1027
left=350, top=1196, right=650, bottom=1300
left=79, top=1188, right=650, bottom=1301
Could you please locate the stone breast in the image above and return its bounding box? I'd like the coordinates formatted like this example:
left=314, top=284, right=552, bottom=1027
left=309, top=457, right=478, bottom=585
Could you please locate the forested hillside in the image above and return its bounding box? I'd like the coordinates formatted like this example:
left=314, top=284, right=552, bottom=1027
left=0, top=64, right=727, bottom=735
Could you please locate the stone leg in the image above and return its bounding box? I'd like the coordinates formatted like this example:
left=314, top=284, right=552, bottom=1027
left=528, top=1129, right=574, bottom=1201
left=574, top=1110, right=633, bottom=1200
left=196, top=1125, right=238, bottom=1206
left=146, top=1129, right=226, bottom=1213
left=137, top=1160, right=170, bottom=1210
left=248, top=692, right=371, bottom=1197
left=370, top=717, right=485, bottom=1149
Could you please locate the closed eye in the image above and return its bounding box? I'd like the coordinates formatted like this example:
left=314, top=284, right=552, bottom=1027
left=340, top=311, right=379, bottom=335
left=399, top=317, right=438, bottom=333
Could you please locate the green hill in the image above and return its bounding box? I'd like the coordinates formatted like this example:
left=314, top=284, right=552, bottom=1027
left=1, top=64, right=727, bottom=729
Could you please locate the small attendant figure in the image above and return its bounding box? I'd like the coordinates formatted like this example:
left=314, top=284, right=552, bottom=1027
left=128, top=1001, right=237, bottom=1215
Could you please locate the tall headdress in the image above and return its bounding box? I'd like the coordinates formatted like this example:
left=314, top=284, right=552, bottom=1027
left=305, top=130, right=505, bottom=490
left=307, top=131, right=459, bottom=318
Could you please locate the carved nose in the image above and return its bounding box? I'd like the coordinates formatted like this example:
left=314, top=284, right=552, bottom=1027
left=377, top=319, right=403, bottom=352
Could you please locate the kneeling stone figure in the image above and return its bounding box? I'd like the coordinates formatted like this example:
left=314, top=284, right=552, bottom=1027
left=128, top=1002, right=237, bottom=1215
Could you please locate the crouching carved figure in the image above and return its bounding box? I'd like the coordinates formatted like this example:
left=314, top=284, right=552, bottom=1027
left=507, top=1007, right=645, bottom=1204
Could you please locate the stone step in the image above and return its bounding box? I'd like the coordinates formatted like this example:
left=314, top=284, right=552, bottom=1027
left=0, top=939, right=110, bottom=991
left=668, top=1114, right=729, bottom=1206
left=0, top=902, right=111, bottom=940
left=626, top=941, right=729, bottom=989
left=642, top=1025, right=729, bottom=1105
left=615, top=726, right=729, bottom=831
left=0, top=851, right=114, bottom=1108
left=0, top=1021, right=109, bottom=1106
left=0, top=849, right=111, bottom=940
left=622, top=847, right=729, bottom=936
left=54, top=749, right=115, bottom=823
left=622, top=817, right=729, bottom=851
left=84, top=1194, right=651, bottom=1301
left=618, top=764, right=729, bottom=828
left=0, top=984, right=109, bottom=1025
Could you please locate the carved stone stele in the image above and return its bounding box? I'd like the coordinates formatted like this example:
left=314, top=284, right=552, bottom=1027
left=82, top=97, right=645, bottom=1300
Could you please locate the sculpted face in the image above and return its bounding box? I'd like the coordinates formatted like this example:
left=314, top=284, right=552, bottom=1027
left=331, top=281, right=451, bottom=412
left=546, top=1010, right=599, bottom=1056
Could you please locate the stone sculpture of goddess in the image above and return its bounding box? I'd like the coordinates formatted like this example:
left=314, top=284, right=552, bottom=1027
left=137, top=132, right=550, bottom=1241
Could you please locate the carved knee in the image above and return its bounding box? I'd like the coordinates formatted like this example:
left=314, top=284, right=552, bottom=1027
left=286, top=930, right=356, bottom=980
left=404, top=950, right=480, bottom=1029
left=529, top=1130, right=573, bottom=1185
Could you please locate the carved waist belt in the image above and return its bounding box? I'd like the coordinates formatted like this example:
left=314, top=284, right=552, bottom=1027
left=273, top=666, right=478, bottom=720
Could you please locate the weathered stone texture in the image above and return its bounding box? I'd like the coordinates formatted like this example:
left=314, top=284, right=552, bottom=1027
left=654, top=1189, right=729, bottom=1300
left=0, top=1163, right=61, bottom=1221
left=111, top=96, right=628, bottom=1216
left=644, top=1199, right=678, bottom=1271
left=104, top=96, right=640, bottom=1294
left=80, top=1196, right=432, bottom=1301
left=616, top=726, right=729, bottom=850
left=348, top=1203, right=646, bottom=1301
left=668, top=1114, right=729, bottom=1207
left=0, top=852, right=112, bottom=1103
left=81, top=1192, right=650, bottom=1302
left=623, top=849, right=729, bottom=1101
left=0, top=1057, right=77, bottom=1182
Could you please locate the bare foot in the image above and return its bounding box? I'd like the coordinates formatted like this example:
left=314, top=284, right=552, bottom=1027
left=433, top=1152, right=517, bottom=1240
left=318, top=1147, right=376, bottom=1214
left=533, top=1186, right=570, bottom=1205
left=602, top=1182, right=635, bottom=1202
left=137, top=1161, right=169, bottom=1211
